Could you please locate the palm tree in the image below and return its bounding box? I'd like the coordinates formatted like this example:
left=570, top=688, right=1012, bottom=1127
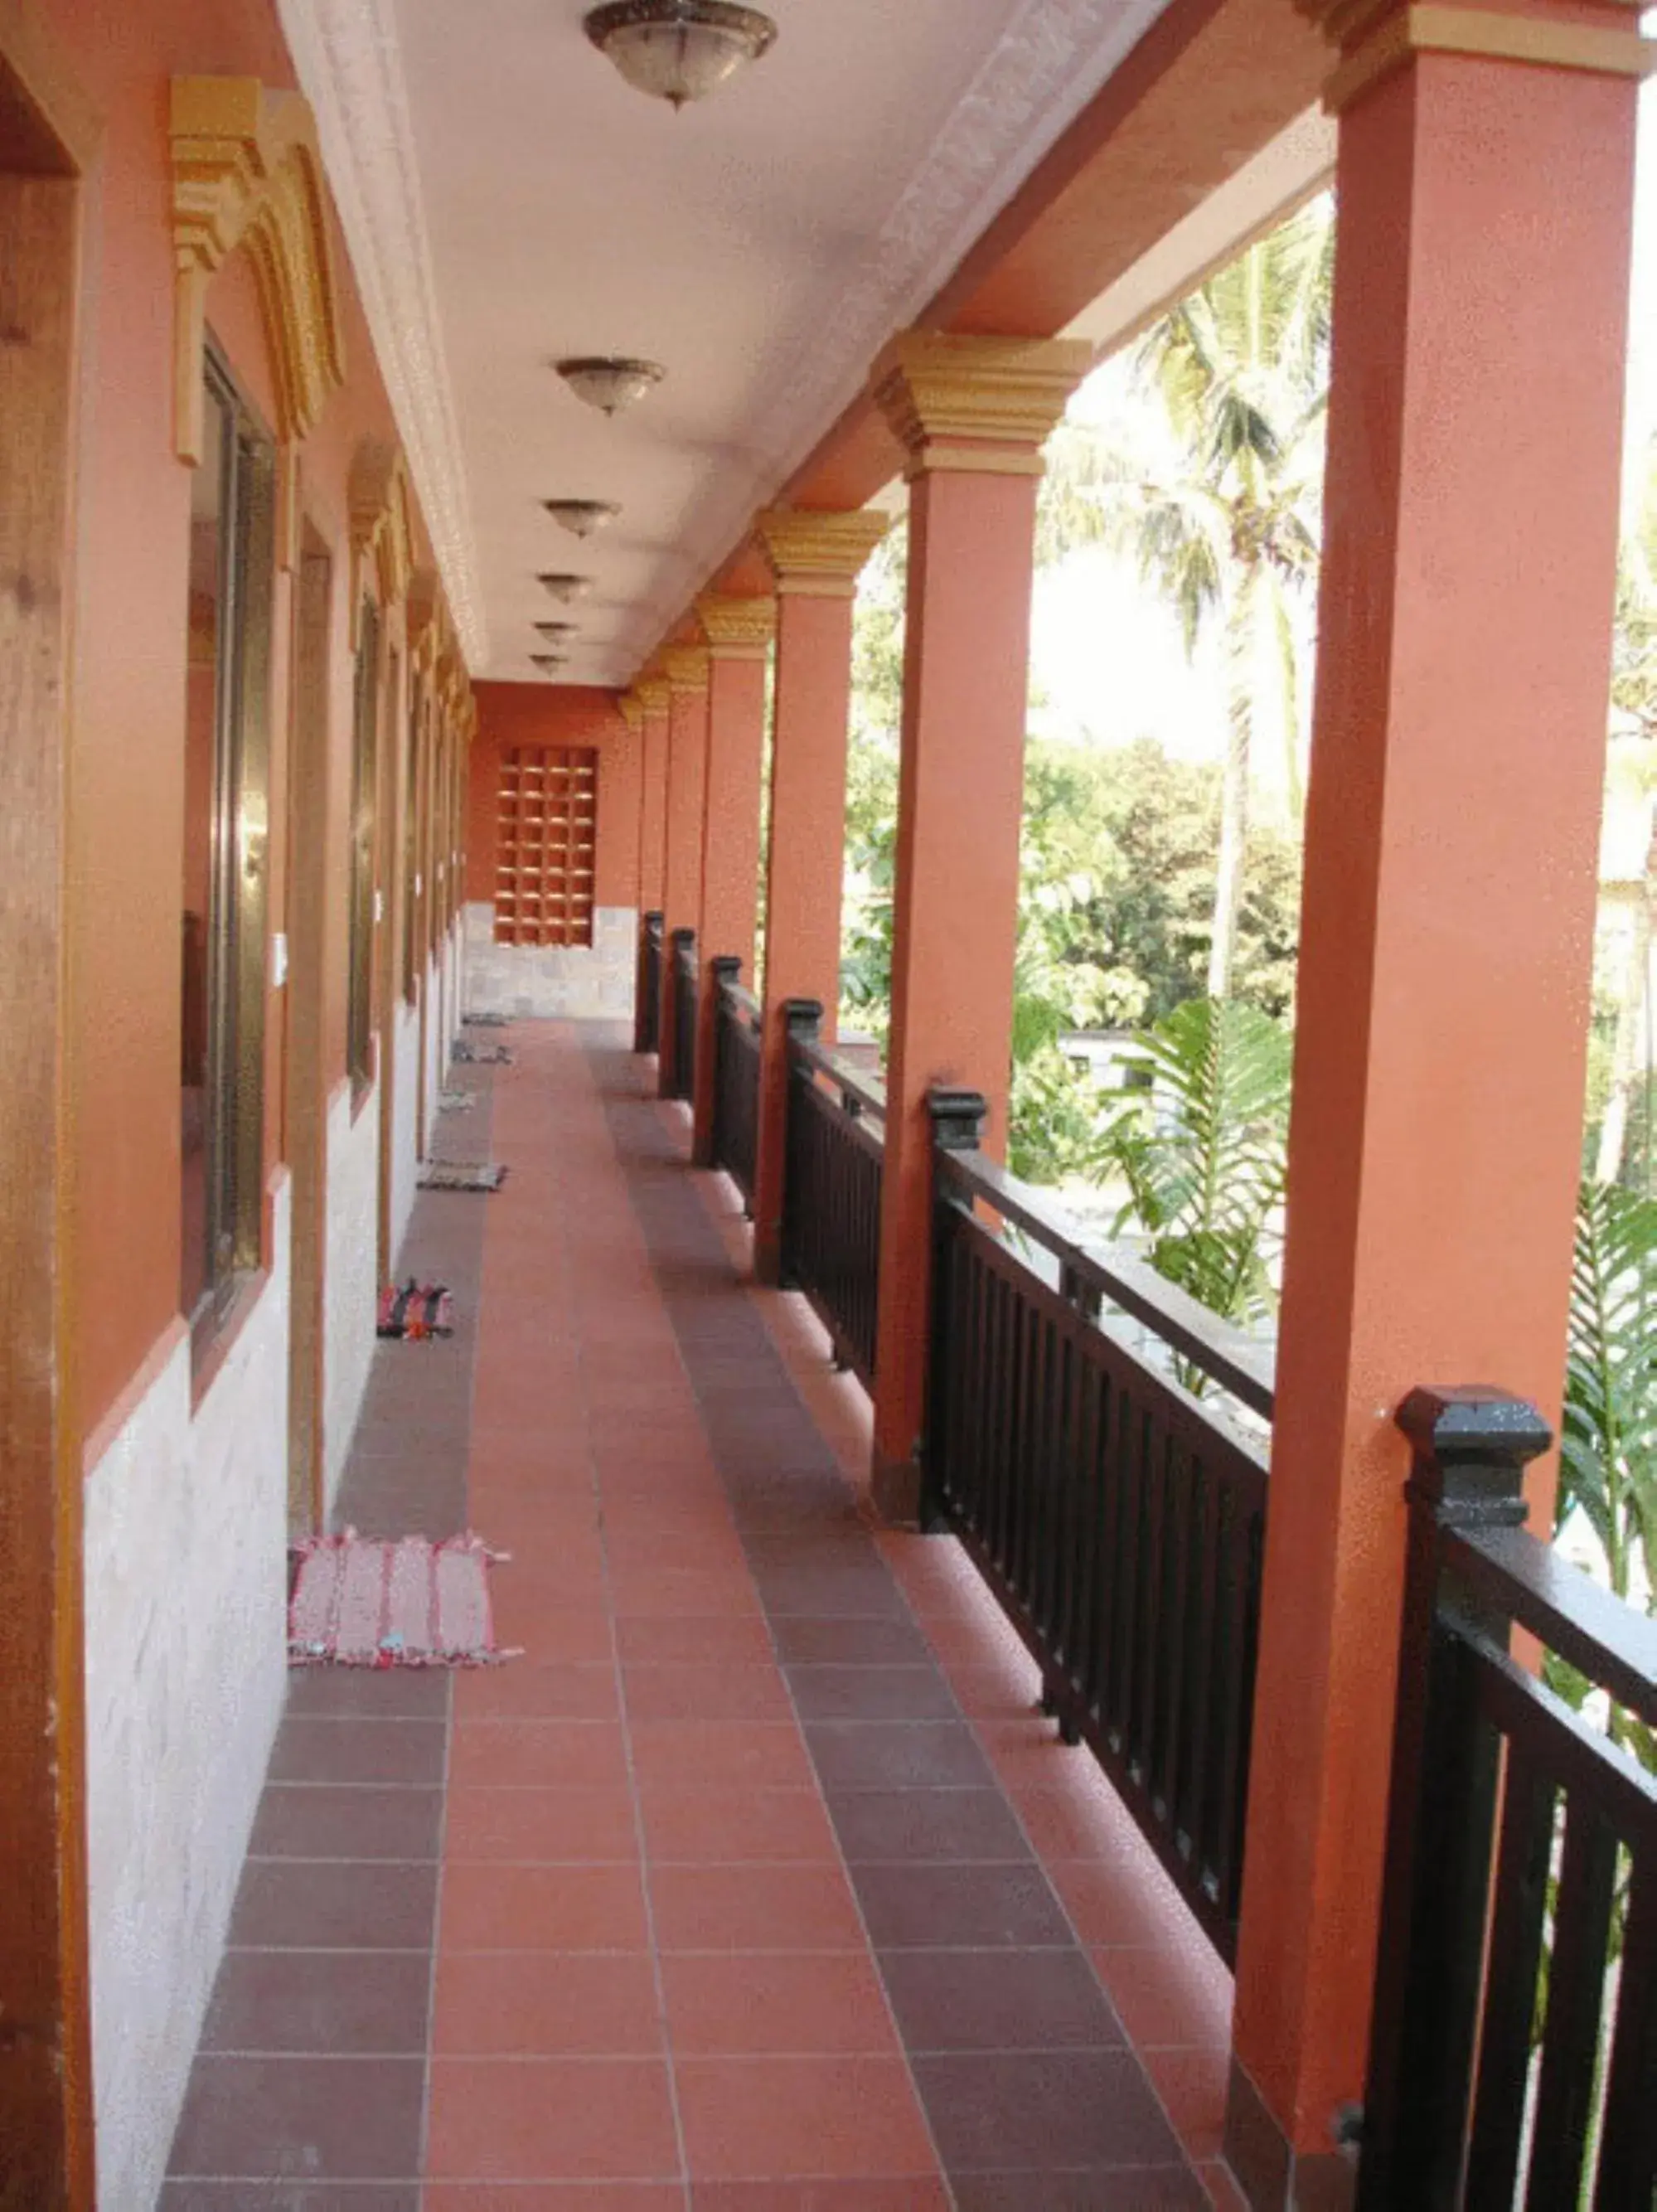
left=1040, top=201, right=1333, bottom=998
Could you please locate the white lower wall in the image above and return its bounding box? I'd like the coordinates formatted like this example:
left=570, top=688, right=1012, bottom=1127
left=390, top=999, right=421, bottom=1259
left=424, top=954, right=444, bottom=1132
left=463, top=900, right=636, bottom=1020
left=83, top=1179, right=293, bottom=2212
left=323, top=1079, right=379, bottom=1514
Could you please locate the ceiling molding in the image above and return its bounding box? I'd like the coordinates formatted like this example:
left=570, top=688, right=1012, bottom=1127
left=616, top=0, right=1173, bottom=674
left=276, top=0, right=489, bottom=667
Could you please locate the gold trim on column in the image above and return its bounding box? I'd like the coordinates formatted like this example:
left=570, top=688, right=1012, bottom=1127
left=348, top=439, right=414, bottom=643
left=696, top=593, right=777, bottom=660
left=664, top=645, right=711, bottom=696
left=754, top=509, right=890, bottom=599
left=618, top=692, right=646, bottom=730
left=170, top=75, right=346, bottom=465
left=1301, top=0, right=1655, bottom=109
left=870, top=332, right=1095, bottom=484
left=637, top=675, right=672, bottom=716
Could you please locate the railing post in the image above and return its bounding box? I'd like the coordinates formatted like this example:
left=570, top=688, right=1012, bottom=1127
left=634, top=909, right=663, bottom=1056
left=695, top=954, right=742, bottom=1167
left=911, top=1087, right=987, bottom=1532
left=665, top=925, right=696, bottom=1100
left=1357, top=1387, right=1550, bottom=2212
left=776, top=997, right=821, bottom=1289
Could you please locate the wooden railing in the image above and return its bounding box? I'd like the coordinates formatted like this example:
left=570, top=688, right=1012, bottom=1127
left=1360, top=1387, right=1657, bottom=2210
left=924, top=1088, right=1272, bottom=1963
left=781, top=1001, right=884, bottom=1390
left=710, top=957, right=761, bottom=1206
left=665, top=927, right=696, bottom=1103
left=634, top=910, right=663, bottom=1056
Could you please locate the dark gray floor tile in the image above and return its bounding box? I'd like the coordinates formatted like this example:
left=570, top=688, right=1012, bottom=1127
left=269, top=1716, right=448, bottom=1788
left=827, top=1786, right=1033, bottom=1865
left=167, top=2055, right=424, bottom=2179
left=768, top=1615, right=935, bottom=1666
left=162, top=2187, right=421, bottom=2210
left=787, top=1664, right=959, bottom=1722
left=201, top=1949, right=431, bottom=2054
left=229, top=1859, right=440, bottom=1950
left=805, top=1720, right=995, bottom=1792
left=914, top=2049, right=1185, bottom=2174
left=853, top=1860, right=1073, bottom=1949
left=248, top=1783, right=444, bottom=1862
left=284, top=1667, right=451, bottom=1719
left=880, top=1947, right=1124, bottom=2054
left=950, top=2168, right=1209, bottom=2210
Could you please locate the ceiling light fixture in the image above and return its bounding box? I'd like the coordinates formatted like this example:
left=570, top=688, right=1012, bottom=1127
left=536, top=573, right=595, bottom=603
left=535, top=620, right=579, bottom=641
left=531, top=652, right=569, bottom=673
left=555, top=356, right=666, bottom=415
left=583, top=1, right=778, bottom=110
left=542, top=499, right=621, bottom=538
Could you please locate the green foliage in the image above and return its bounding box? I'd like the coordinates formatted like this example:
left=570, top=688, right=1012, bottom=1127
left=1039, top=200, right=1332, bottom=995
left=1558, top=1181, right=1657, bottom=1775
left=1097, top=996, right=1292, bottom=1336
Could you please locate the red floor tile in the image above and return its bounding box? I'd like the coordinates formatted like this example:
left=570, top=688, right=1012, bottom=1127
left=448, top=1720, right=632, bottom=1792
left=454, top=1661, right=620, bottom=1722
left=660, top=1952, right=898, bottom=2056
left=439, top=1861, right=652, bottom=1952
left=426, top=2187, right=684, bottom=2210
left=674, top=2054, right=938, bottom=2181
left=1144, top=2045, right=1232, bottom=2164
left=647, top=1863, right=867, bottom=1953
left=425, top=2058, right=680, bottom=2181
left=637, top=1788, right=840, bottom=1865
left=630, top=1720, right=814, bottom=1794
left=445, top=1784, right=639, bottom=1864
left=615, top=1615, right=777, bottom=1666
left=622, top=1661, right=794, bottom=1723
left=1090, top=1945, right=1234, bottom=2052
left=434, top=1951, right=665, bottom=2056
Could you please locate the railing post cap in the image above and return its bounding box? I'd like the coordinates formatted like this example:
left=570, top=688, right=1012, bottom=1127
left=710, top=954, right=742, bottom=981
left=928, top=1086, right=988, bottom=1152
left=1395, top=1385, right=1551, bottom=1524
left=643, top=909, right=664, bottom=927
left=669, top=924, right=696, bottom=948
left=782, top=997, right=822, bottom=1036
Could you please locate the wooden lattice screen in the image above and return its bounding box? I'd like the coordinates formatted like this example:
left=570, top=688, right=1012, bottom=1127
left=493, top=745, right=598, bottom=947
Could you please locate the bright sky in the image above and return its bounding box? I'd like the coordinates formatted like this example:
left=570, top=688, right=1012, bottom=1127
left=1031, top=79, right=1657, bottom=766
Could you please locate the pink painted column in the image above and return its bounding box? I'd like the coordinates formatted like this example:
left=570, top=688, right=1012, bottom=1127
left=866, top=333, right=1092, bottom=1523
left=635, top=674, right=671, bottom=915
left=749, top=509, right=890, bottom=1281
left=691, top=594, right=774, bottom=1165
left=659, top=648, right=710, bottom=1097
left=1223, top=11, right=1644, bottom=2205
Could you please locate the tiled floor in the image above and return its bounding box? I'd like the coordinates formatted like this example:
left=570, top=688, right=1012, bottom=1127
left=165, top=1021, right=1246, bottom=2211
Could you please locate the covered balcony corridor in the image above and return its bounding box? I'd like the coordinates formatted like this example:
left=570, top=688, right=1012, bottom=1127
left=163, top=1023, right=1238, bottom=2209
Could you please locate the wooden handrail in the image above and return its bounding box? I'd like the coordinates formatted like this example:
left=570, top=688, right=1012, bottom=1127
left=937, top=1147, right=1276, bottom=1419
left=791, top=1035, right=888, bottom=1124
left=1444, top=1521, right=1657, bottom=1729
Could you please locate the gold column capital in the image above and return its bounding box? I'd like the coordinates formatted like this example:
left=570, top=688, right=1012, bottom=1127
left=870, top=331, right=1095, bottom=483
left=664, top=646, right=710, bottom=696
left=637, top=675, right=672, bottom=716
left=754, top=509, right=890, bottom=600
left=1298, top=0, right=1654, bottom=110
left=696, top=593, right=777, bottom=659
left=618, top=692, right=645, bottom=731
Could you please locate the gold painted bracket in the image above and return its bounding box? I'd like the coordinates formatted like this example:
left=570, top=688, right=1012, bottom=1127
left=664, top=645, right=711, bottom=696
left=754, top=508, right=890, bottom=599
left=1303, top=0, right=1655, bottom=110
left=170, top=75, right=346, bottom=465
left=870, top=332, right=1096, bottom=483
left=348, top=438, right=414, bottom=644
left=696, top=593, right=777, bottom=659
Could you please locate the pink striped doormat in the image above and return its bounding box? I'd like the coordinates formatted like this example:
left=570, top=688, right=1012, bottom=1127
left=288, top=1532, right=519, bottom=1667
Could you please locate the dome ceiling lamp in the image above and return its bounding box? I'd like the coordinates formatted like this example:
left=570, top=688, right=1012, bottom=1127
left=531, top=652, right=570, bottom=674
left=555, top=356, right=666, bottom=415
left=542, top=498, right=621, bottom=538
left=535, top=620, right=579, bottom=642
left=536, top=572, right=594, bottom=603
left=582, top=1, right=778, bottom=111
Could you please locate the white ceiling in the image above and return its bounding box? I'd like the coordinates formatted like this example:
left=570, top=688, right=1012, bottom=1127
left=283, top=0, right=1190, bottom=682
